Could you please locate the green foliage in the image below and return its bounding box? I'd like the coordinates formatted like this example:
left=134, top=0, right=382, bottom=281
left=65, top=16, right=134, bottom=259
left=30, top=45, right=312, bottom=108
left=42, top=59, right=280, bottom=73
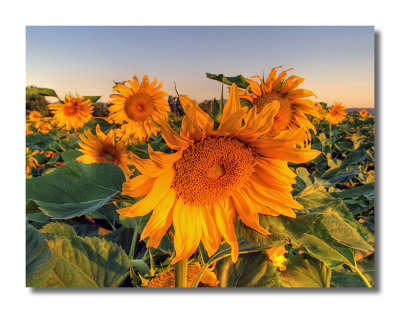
left=215, top=252, right=282, bottom=287
left=44, top=236, right=129, bottom=287
left=206, top=72, right=249, bottom=89
left=26, top=223, right=53, bottom=287
left=281, top=255, right=331, bottom=287
left=26, top=161, right=125, bottom=219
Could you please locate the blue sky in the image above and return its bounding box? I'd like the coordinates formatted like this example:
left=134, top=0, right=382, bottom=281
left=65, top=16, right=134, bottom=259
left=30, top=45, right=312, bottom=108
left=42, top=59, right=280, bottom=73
left=26, top=26, right=374, bottom=107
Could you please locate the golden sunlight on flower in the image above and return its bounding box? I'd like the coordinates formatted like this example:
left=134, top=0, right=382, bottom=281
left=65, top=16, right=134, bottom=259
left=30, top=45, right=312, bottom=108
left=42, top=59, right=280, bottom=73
left=360, top=109, right=368, bottom=118
left=240, top=66, right=319, bottom=139
left=118, top=84, right=321, bottom=264
left=49, top=95, right=93, bottom=131
left=324, top=102, right=347, bottom=125
left=108, top=74, right=169, bottom=143
left=147, top=263, right=219, bottom=288
left=77, top=124, right=133, bottom=178
left=266, top=246, right=288, bottom=271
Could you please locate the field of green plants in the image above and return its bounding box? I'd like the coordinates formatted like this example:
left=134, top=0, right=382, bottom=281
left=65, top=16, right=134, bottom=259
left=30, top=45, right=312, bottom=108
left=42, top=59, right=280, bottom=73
left=26, top=72, right=374, bottom=288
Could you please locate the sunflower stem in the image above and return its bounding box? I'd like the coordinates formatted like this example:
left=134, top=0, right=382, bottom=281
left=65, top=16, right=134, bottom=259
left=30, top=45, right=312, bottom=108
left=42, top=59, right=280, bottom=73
left=175, top=259, right=188, bottom=288
left=128, top=227, right=139, bottom=260
left=352, top=265, right=372, bottom=288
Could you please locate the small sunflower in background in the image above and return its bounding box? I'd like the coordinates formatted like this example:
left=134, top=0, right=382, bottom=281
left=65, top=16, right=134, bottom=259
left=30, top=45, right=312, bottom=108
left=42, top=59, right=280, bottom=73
left=324, top=102, right=347, bottom=125
left=118, top=84, right=320, bottom=264
left=49, top=95, right=94, bottom=131
left=28, top=110, right=42, bottom=123
left=360, top=109, right=368, bottom=118
left=239, top=66, right=319, bottom=139
left=77, top=124, right=133, bottom=178
left=108, top=74, right=169, bottom=143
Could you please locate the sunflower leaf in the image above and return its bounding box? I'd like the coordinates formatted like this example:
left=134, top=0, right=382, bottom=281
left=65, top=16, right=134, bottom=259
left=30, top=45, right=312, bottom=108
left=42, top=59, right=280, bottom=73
left=206, top=73, right=249, bottom=89
left=26, top=222, right=53, bottom=287
left=44, top=236, right=129, bottom=287
left=214, top=251, right=282, bottom=287
left=281, top=254, right=331, bottom=287
left=26, top=161, right=125, bottom=219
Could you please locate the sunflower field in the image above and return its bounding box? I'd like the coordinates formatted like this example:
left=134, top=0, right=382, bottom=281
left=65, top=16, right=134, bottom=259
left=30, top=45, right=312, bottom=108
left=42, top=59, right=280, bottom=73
left=26, top=67, right=375, bottom=288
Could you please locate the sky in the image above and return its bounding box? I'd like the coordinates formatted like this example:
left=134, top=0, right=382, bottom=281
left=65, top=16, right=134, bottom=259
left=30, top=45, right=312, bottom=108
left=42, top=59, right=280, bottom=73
left=26, top=26, right=374, bottom=108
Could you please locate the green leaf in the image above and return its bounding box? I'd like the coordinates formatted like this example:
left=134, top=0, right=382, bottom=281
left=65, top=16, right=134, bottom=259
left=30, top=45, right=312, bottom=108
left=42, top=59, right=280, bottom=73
left=61, top=150, right=83, bottom=162
left=214, top=251, right=282, bottom=287
left=321, top=213, right=374, bottom=252
left=206, top=73, right=249, bottom=89
left=26, top=87, right=58, bottom=98
left=341, top=147, right=369, bottom=168
left=83, top=96, right=101, bottom=103
left=44, top=236, right=129, bottom=287
left=296, top=234, right=350, bottom=268
left=40, top=222, right=78, bottom=237
left=88, top=203, right=119, bottom=229
left=330, top=183, right=375, bottom=200
left=281, top=255, right=331, bottom=287
left=26, top=161, right=125, bottom=219
left=104, top=226, right=136, bottom=255
left=73, top=224, right=100, bottom=237
left=26, top=223, right=53, bottom=287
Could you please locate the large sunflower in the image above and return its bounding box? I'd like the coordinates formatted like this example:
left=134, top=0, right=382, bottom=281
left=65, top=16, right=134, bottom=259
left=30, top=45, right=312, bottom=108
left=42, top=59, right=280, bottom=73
left=240, top=66, right=319, bottom=139
left=77, top=124, right=133, bottom=178
left=49, top=95, right=93, bottom=131
left=108, top=74, right=169, bottom=143
left=324, top=102, right=347, bottom=125
left=118, top=84, right=320, bottom=264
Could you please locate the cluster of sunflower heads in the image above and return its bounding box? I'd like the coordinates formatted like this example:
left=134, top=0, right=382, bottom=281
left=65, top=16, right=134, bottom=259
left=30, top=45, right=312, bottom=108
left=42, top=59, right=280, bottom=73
left=105, top=66, right=322, bottom=267
left=29, top=66, right=322, bottom=269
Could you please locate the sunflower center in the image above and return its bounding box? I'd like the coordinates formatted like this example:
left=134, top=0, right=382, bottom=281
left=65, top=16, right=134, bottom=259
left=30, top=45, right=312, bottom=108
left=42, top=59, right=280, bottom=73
left=125, top=93, right=154, bottom=121
left=253, top=92, right=293, bottom=137
left=172, top=137, right=256, bottom=206
left=63, top=104, right=79, bottom=116
left=99, top=145, right=120, bottom=164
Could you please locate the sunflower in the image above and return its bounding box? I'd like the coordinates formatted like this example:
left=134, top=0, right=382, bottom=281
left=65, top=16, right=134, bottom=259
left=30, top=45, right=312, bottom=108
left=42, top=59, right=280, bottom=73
left=35, top=120, right=52, bottom=134
left=147, top=263, right=219, bottom=288
left=240, top=66, right=319, bottom=139
left=77, top=124, right=133, bottom=178
left=360, top=109, right=368, bottom=118
left=28, top=110, right=42, bottom=122
left=118, top=84, right=320, bottom=264
left=108, top=74, right=169, bottom=143
left=324, top=102, right=347, bottom=125
left=49, top=95, right=93, bottom=131
left=266, top=245, right=288, bottom=271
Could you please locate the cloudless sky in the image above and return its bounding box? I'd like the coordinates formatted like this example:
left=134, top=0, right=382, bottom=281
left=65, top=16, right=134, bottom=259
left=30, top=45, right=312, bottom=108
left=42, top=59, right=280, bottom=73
left=26, top=26, right=374, bottom=108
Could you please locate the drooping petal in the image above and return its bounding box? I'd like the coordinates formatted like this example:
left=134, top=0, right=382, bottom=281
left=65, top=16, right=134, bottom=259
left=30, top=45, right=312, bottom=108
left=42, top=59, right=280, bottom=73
left=118, top=168, right=174, bottom=217
left=142, top=188, right=176, bottom=248
left=172, top=199, right=202, bottom=264
left=200, top=206, right=221, bottom=258
left=231, top=193, right=271, bottom=236
left=214, top=200, right=239, bottom=263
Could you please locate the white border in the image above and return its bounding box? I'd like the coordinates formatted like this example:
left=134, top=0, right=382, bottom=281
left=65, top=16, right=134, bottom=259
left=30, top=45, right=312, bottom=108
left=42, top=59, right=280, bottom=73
left=1, top=1, right=398, bottom=313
